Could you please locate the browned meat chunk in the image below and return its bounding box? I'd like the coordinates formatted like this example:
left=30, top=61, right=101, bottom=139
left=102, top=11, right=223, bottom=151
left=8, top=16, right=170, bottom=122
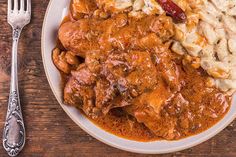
left=64, top=64, right=98, bottom=117
left=52, top=48, right=80, bottom=74
left=101, top=51, right=158, bottom=97
left=71, top=0, right=97, bottom=20
left=94, top=79, right=130, bottom=115
left=58, top=20, right=100, bottom=57
left=52, top=48, right=71, bottom=74
left=109, top=15, right=175, bottom=51
left=150, top=15, right=175, bottom=41
left=151, top=43, right=181, bottom=90
left=124, top=82, right=177, bottom=139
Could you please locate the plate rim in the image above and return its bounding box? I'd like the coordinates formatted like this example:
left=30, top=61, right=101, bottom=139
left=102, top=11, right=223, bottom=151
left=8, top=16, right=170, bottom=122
left=41, top=0, right=236, bottom=154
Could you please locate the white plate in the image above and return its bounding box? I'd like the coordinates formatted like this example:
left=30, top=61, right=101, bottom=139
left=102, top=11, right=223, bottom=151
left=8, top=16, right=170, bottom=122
left=41, top=0, right=236, bottom=154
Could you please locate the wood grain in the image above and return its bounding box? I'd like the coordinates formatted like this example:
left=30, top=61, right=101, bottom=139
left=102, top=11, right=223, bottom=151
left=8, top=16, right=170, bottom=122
left=0, top=0, right=236, bottom=156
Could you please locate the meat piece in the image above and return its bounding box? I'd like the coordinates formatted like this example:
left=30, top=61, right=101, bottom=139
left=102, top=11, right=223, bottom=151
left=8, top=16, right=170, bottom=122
left=71, top=0, right=97, bottom=20
left=100, top=14, right=133, bottom=49
left=109, top=25, right=135, bottom=50
left=70, top=0, right=97, bottom=20
left=64, top=76, right=92, bottom=105
left=98, top=14, right=129, bottom=51
left=64, top=76, right=97, bottom=117
left=110, top=15, right=175, bottom=50
left=153, top=45, right=181, bottom=90
left=124, top=82, right=177, bottom=139
left=150, top=15, right=175, bottom=41
left=158, top=58, right=180, bottom=90
left=64, top=64, right=98, bottom=117
left=71, top=64, right=96, bottom=85
left=85, top=50, right=105, bottom=73
left=52, top=49, right=80, bottom=74
left=52, top=48, right=71, bottom=74
left=95, top=79, right=116, bottom=112
left=102, top=51, right=158, bottom=96
left=95, top=79, right=130, bottom=115
left=65, top=51, right=80, bottom=66
left=165, top=93, right=190, bottom=131
left=125, top=51, right=158, bottom=94
left=58, top=20, right=100, bottom=57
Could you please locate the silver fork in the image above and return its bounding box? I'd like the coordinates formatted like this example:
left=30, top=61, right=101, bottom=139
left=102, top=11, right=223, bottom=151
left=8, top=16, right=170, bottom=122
left=3, top=0, right=31, bottom=156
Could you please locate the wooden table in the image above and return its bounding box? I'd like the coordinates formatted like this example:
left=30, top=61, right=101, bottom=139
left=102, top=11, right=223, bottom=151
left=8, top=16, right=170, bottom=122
left=0, top=1, right=236, bottom=156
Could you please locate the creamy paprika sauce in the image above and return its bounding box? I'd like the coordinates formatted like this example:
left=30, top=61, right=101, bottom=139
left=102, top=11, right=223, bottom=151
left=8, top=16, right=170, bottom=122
left=53, top=0, right=232, bottom=141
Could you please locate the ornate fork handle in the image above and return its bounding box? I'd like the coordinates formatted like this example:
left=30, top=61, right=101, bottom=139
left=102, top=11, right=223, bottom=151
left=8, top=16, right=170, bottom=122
left=3, top=27, right=25, bottom=157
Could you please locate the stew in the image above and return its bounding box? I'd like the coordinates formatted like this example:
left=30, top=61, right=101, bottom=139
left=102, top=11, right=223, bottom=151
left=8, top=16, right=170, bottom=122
left=52, top=0, right=232, bottom=141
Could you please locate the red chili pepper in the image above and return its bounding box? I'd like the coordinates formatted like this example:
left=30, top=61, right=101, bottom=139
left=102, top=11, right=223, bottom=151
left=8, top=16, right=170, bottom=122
left=156, top=0, right=187, bottom=23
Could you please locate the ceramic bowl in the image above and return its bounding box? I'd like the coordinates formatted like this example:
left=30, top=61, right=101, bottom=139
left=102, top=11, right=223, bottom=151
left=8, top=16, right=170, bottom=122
left=41, top=0, right=236, bottom=154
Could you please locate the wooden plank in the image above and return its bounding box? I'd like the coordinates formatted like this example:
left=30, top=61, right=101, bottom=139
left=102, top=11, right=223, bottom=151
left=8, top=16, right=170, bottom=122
left=0, top=0, right=235, bottom=156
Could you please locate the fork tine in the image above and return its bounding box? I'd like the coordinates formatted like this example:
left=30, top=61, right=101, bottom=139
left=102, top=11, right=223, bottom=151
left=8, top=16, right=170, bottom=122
left=27, top=0, right=31, bottom=13
left=8, top=0, right=12, bottom=12
left=20, top=0, right=25, bottom=11
left=14, top=0, right=18, bottom=11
